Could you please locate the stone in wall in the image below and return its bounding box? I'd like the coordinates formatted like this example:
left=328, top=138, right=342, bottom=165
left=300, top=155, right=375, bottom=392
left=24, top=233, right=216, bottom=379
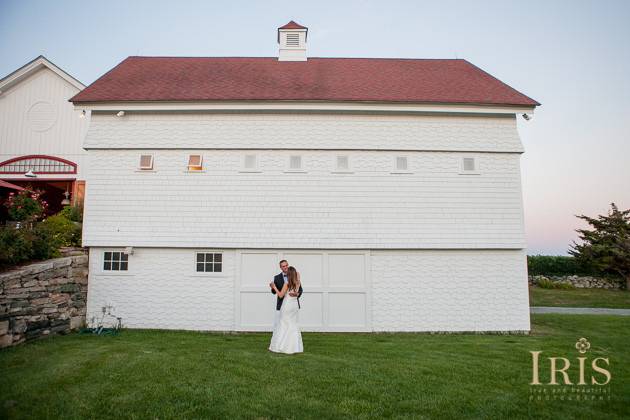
left=528, top=275, right=624, bottom=289
left=0, top=252, right=88, bottom=349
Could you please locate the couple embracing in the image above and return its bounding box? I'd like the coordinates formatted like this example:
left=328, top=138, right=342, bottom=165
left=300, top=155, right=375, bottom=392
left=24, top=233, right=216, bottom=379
left=268, top=259, right=303, bottom=354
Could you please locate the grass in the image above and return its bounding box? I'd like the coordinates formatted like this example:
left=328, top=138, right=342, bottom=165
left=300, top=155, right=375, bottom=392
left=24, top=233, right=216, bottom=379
left=529, top=286, right=630, bottom=309
left=1, top=315, right=629, bottom=419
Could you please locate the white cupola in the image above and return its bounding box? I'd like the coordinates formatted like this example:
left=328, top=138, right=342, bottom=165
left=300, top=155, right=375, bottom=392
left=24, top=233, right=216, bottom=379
left=277, top=20, right=308, bottom=61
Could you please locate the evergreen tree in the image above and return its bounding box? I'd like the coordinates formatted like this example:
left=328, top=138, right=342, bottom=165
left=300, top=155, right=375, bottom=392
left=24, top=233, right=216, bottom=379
left=569, top=203, right=630, bottom=289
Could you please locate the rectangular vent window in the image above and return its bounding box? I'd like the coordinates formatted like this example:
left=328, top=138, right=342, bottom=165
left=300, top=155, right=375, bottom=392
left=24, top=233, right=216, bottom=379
left=286, top=33, right=300, bottom=46
left=188, top=154, right=203, bottom=171
left=337, top=156, right=349, bottom=170
left=396, top=156, right=408, bottom=171
left=463, top=157, right=476, bottom=171
left=139, top=154, right=153, bottom=170
left=290, top=155, right=302, bottom=169
left=244, top=154, right=257, bottom=169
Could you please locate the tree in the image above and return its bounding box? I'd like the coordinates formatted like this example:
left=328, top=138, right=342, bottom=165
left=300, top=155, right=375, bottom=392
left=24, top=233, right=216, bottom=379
left=569, top=202, right=630, bottom=290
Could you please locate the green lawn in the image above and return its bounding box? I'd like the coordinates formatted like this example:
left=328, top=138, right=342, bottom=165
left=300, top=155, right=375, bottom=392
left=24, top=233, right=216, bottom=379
left=1, top=315, right=628, bottom=419
left=529, top=286, right=630, bottom=309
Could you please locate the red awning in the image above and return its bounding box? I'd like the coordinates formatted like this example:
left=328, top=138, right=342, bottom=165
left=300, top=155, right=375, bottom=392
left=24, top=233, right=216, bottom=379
left=0, top=180, right=25, bottom=190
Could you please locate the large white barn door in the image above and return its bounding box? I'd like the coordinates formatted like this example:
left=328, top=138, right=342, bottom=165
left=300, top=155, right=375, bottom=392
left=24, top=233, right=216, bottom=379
left=235, top=250, right=371, bottom=332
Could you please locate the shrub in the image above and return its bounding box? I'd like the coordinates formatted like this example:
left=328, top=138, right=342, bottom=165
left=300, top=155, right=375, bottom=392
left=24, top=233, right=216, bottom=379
left=536, top=277, right=575, bottom=290
left=31, top=223, right=62, bottom=260
left=0, top=207, right=83, bottom=268
left=0, top=227, right=33, bottom=266
left=37, top=214, right=82, bottom=248
left=3, top=188, right=48, bottom=222
left=59, top=204, right=83, bottom=222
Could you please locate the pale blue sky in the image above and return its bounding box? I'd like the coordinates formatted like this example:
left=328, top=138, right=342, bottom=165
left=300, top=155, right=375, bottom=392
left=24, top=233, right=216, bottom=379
left=1, top=0, right=629, bottom=255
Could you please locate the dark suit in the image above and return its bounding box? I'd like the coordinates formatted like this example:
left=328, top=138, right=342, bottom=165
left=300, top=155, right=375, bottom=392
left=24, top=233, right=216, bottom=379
left=271, top=272, right=303, bottom=310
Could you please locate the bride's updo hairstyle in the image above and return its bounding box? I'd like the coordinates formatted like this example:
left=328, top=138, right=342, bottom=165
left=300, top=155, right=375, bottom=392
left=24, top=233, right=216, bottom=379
left=287, top=266, right=299, bottom=292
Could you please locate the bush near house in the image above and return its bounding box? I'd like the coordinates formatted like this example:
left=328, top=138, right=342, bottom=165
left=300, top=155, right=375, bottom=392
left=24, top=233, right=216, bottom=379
left=0, top=188, right=83, bottom=268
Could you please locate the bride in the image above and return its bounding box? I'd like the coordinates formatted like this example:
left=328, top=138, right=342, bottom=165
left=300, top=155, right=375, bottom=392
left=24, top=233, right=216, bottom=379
left=269, top=266, right=303, bottom=354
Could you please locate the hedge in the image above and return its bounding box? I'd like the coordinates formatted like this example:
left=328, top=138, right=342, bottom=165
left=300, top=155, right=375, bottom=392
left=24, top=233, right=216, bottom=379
left=527, top=255, right=603, bottom=276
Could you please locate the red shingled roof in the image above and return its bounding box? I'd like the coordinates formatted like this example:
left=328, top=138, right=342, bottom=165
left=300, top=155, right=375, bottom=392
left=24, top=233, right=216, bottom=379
left=70, top=56, right=540, bottom=106
left=278, top=20, right=307, bottom=30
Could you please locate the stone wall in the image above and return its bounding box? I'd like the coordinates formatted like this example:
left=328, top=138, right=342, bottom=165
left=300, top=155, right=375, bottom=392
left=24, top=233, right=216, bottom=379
left=528, top=275, right=624, bottom=289
left=0, top=253, right=88, bottom=348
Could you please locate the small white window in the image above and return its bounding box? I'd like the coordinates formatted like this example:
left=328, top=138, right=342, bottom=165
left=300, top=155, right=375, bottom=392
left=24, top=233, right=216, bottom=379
left=188, top=154, right=203, bottom=171
left=139, top=154, right=153, bottom=170
left=196, top=252, right=222, bottom=273
left=289, top=155, right=302, bottom=170
left=459, top=157, right=480, bottom=174
left=336, top=155, right=349, bottom=171
left=103, top=251, right=128, bottom=271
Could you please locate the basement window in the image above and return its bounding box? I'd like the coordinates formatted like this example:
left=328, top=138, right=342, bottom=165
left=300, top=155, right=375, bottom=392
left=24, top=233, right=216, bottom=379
left=103, top=251, right=128, bottom=271
left=188, top=154, right=203, bottom=171
left=196, top=252, right=222, bottom=273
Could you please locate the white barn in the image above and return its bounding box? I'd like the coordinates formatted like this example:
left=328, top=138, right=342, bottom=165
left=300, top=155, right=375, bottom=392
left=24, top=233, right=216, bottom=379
left=0, top=56, right=88, bottom=215
left=72, top=21, right=540, bottom=333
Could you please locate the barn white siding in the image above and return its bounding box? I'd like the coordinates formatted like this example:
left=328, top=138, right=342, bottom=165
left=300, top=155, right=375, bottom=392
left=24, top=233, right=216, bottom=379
left=82, top=148, right=526, bottom=249
left=81, top=110, right=531, bottom=332
left=371, top=249, right=530, bottom=332
left=0, top=66, right=89, bottom=178
left=85, top=247, right=235, bottom=331
left=85, top=247, right=529, bottom=333
left=84, top=113, right=524, bottom=153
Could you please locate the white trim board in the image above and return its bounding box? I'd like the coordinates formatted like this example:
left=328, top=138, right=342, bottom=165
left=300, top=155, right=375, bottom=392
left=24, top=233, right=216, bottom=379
left=0, top=55, right=85, bottom=95
left=74, top=101, right=536, bottom=116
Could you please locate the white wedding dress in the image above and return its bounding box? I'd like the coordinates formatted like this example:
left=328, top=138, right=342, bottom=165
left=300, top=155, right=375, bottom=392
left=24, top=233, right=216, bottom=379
left=269, top=291, right=303, bottom=354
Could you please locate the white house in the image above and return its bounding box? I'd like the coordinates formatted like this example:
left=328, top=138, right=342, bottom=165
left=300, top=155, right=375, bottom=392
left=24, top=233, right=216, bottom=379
left=72, top=21, right=540, bottom=333
left=0, top=56, right=88, bottom=216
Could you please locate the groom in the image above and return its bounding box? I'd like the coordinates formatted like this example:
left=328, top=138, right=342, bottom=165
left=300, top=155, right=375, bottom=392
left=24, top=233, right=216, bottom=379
left=269, top=259, right=303, bottom=327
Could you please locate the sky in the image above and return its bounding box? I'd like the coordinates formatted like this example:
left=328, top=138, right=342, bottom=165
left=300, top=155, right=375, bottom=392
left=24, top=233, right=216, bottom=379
left=1, top=0, right=628, bottom=255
